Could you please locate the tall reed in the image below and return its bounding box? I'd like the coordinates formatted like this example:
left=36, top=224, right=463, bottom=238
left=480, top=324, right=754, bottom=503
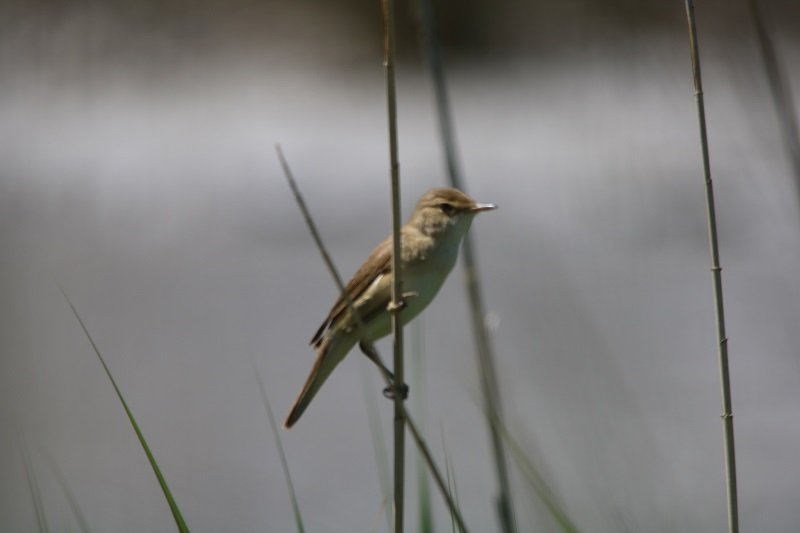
left=414, top=1, right=516, bottom=531
left=683, top=2, right=739, bottom=531
left=380, top=0, right=406, bottom=530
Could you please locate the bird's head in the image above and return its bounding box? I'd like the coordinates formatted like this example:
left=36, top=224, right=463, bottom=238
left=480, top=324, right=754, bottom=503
left=409, top=187, right=497, bottom=238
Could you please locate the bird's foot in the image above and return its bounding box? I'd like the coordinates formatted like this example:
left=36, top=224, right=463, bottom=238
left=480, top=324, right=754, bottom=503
left=386, top=291, right=418, bottom=313
left=386, top=300, right=405, bottom=312
left=382, top=382, right=409, bottom=401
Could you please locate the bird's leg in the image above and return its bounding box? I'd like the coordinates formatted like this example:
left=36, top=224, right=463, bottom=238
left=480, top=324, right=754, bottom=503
left=359, top=341, right=394, bottom=380
left=358, top=341, right=409, bottom=400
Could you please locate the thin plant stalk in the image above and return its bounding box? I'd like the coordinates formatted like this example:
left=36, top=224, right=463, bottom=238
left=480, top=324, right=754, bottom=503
left=251, top=362, right=306, bottom=533
left=276, top=146, right=469, bottom=533
left=683, top=2, right=739, bottom=532
left=59, top=287, right=190, bottom=533
left=414, top=1, right=515, bottom=531
left=746, top=0, right=800, bottom=203
left=380, top=0, right=406, bottom=530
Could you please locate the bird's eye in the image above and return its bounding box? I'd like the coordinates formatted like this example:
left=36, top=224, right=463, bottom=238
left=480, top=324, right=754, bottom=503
left=439, top=203, right=456, bottom=216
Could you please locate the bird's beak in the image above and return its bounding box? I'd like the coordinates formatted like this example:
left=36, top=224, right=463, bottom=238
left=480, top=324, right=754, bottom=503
left=470, top=203, right=498, bottom=213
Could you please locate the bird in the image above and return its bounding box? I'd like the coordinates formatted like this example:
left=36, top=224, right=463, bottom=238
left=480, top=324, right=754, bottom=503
left=284, top=187, right=497, bottom=428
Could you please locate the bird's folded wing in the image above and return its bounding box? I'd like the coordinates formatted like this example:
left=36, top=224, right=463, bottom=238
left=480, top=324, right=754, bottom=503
left=310, top=236, right=392, bottom=347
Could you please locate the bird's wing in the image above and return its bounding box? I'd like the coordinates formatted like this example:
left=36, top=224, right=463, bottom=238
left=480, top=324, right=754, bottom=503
left=310, top=235, right=393, bottom=347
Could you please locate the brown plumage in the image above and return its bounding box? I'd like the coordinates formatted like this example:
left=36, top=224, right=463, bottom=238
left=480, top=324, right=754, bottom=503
left=284, top=187, right=496, bottom=428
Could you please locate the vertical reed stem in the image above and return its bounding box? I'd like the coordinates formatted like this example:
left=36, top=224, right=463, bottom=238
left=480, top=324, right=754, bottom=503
left=683, top=2, right=739, bottom=532
left=381, top=0, right=405, bottom=530
left=415, top=1, right=516, bottom=531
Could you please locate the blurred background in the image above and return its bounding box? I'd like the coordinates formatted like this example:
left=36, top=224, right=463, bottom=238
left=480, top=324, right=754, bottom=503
left=1, top=0, right=799, bottom=531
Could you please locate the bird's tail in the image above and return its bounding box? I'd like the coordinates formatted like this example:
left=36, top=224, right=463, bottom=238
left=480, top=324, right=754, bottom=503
left=283, top=335, right=353, bottom=429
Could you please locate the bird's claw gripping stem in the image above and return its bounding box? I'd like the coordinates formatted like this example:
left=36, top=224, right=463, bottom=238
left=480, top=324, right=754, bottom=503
left=382, top=383, right=409, bottom=400
left=387, top=291, right=418, bottom=312
left=386, top=299, right=406, bottom=312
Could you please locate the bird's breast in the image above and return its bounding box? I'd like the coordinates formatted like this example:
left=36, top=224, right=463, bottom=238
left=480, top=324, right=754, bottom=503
left=400, top=239, right=460, bottom=321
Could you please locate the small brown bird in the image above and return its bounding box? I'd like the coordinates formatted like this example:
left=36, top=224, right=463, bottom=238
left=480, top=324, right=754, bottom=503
left=284, top=187, right=496, bottom=428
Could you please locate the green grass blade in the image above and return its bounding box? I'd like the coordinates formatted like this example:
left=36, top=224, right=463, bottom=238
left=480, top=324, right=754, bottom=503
left=19, top=435, right=49, bottom=533
left=59, top=287, right=189, bottom=533
left=251, top=361, right=306, bottom=533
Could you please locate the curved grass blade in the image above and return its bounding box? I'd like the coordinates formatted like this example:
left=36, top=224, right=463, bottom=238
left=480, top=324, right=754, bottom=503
left=251, top=361, right=306, bottom=533
left=59, top=286, right=189, bottom=533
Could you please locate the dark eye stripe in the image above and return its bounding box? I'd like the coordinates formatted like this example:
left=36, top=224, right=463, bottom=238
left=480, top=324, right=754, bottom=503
left=439, top=203, right=456, bottom=215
